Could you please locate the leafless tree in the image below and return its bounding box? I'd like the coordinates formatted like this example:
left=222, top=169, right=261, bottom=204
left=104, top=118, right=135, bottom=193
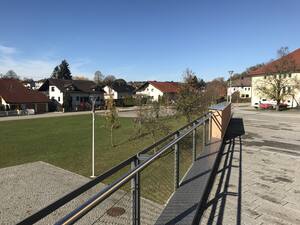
left=105, top=89, right=120, bottom=147
left=73, top=75, right=89, bottom=80
left=175, top=69, right=207, bottom=122
left=204, top=77, right=227, bottom=104
left=133, top=100, right=170, bottom=146
left=94, top=71, right=104, bottom=84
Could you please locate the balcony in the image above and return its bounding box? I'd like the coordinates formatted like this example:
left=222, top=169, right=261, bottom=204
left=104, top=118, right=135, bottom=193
left=9, top=103, right=300, bottom=224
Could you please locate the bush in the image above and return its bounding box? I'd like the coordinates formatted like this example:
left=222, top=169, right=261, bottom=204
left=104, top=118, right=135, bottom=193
left=124, top=96, right=135, bottom=107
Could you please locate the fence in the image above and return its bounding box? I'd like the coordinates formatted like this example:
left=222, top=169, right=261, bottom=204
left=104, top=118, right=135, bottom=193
left=18, top=102, right=231, bottom=225
left=0, top=109, right=35, bottom=117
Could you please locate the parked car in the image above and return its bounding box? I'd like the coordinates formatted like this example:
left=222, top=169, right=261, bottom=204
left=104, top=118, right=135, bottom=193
left=259, top=103, right=274, bottom=110
left=278, top=103, right=288, bottom=111
left=254, top=98, right=277, bottom=109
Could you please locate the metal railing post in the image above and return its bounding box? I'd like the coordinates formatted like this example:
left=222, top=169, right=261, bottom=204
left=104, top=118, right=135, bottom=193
left=208, top=115, right=211, bottom=143
left=192, top=124, right=196, bottom=162
left=131, top=157, right=140, bottom=225
left=174, top=132, right=180, bottom=190
left=203, top=119, right=206, bottom=148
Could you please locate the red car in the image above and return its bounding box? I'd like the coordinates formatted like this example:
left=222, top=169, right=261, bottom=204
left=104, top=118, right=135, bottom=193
left=259, top=103, right=274, bottom=109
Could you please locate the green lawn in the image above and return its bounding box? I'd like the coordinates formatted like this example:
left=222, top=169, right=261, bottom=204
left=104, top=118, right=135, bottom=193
left=0, top=114, right=186, bottom=175
left=0, top=114, right=204, bottom=204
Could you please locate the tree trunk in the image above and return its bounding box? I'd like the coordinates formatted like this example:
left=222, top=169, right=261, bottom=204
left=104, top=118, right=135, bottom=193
left=110, top=125, right=114, bottom=147
left=276, top=99, right=281, bottom=111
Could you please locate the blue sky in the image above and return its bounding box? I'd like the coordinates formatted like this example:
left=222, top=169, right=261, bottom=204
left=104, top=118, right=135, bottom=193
left=0, top=0, right=299, bottom=81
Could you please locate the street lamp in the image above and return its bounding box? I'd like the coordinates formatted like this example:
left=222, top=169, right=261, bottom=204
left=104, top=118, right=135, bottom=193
left=228, top=70, right=234, bottom=103
left=90, top=93, right=98, bottom=178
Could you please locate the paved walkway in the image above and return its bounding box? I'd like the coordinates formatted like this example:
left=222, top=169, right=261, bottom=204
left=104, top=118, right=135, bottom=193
left=0, top=106, right=176, bottom=121
left=0, top=161, right=163, bottom=225
left=155, top=137, right=223, bottom=225
left=0, top=107, right=139, bottom=122
left=201, top=106, right=300, bottom=225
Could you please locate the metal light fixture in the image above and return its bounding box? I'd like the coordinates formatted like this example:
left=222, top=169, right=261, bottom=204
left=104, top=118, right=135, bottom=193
left=228, top=70, right=234, bottom=103
left=89, top=93, right=98, bottom=178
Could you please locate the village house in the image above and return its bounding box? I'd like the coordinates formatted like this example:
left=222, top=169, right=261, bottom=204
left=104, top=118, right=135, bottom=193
left=103, top=79, right=135, bottom=101
left=227, top=76, right=252, bottom=99
left=39, top=79, right=104, bottom=111
left=0, top=78, right=49, bottom=113
left=248, top=48, right=300, bottom=108
left=135, top=81, right=180, bottom=101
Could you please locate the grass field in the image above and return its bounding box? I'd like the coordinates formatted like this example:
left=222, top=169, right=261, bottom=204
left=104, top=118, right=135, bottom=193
left=0, top=114, right=205, bottom=204
left=0, top=114, right=187, bottom=176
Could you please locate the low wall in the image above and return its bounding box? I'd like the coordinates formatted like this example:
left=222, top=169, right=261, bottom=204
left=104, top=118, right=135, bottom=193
left=209, top=102, right=231, bottom=140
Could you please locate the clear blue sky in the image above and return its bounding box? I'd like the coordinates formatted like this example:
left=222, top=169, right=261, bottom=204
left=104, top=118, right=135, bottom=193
left=0, top=0, right=299, bottom=81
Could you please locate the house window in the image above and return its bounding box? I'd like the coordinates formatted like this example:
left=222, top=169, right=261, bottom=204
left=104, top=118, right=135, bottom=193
left=241, top=94, right=245, bottom=98
left=288, top=73, right=292, bottom=78
left=151, top=89, right=154, bottom=92
left=264, top=76, right=267, bottom=79
left=51, top=87, right=55, bottom=92
left=58, top=97, right=60, bottom=102
left=246, top=94, right=249, bottom=98
left=288, top=86, right=291, bottom=93
left=76, top=96, right=79, bottom=101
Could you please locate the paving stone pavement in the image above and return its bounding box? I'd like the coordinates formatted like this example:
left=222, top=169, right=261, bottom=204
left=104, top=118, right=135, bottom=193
left=201, top=106, right=300, bottom=225
left=0, top=161, right=163, bottom=225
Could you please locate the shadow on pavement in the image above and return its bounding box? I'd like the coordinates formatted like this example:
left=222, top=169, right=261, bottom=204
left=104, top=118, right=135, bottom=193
left=204, top=118, right=245, bottom=225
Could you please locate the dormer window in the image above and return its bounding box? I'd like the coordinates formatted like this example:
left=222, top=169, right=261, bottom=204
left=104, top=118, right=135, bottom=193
left=51, top=87, right=55, bottom=92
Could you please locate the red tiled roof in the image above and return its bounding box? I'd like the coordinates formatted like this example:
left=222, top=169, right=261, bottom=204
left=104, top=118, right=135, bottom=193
left=248, top=48, right=300, bottom=76
left=0, top=79, right=49, bottom=104
left=148, top=81, right=180, bottom=93
left=231, top=77, right=251, bottom=87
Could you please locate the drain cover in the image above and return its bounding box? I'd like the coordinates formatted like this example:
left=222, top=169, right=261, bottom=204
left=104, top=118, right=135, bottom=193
left=107, top=207, right=126, bottom=217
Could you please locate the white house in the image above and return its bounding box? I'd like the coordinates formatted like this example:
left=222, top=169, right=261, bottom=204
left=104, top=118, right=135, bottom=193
left=135, top=81, right=180, bottom=101
left=227, top=76, right=252, bottom=99
left=103, top=80, right=135, bottom=100
left=249, top=48, right=300, bottom=108
left=39, top=79, right=104, bottom=111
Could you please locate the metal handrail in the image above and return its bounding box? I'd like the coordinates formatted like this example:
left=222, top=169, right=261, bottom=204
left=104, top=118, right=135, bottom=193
left=55, top=115, right=210, bottom=225
left=17, top=112, right=210, bottom=225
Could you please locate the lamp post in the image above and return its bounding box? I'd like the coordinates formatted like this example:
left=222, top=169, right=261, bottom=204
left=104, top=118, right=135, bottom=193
left=228, top=70, right=234, bottom=103
left=90, top=94, right=98, bottom=178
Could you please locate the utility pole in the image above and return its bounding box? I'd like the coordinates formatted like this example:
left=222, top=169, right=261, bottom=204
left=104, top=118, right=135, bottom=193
left=228, top=70, right=234, bottom=103
left=90, top=94, right=97, bottom=178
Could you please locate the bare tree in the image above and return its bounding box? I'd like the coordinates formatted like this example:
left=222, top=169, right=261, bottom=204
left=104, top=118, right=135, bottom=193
left=94, top=71, right=104, bottom=84
left=105, top=88, right=120, bottom=147
left=176, top=69, right=206, bottom=122
left=103, top=75, right=116, bottom=86
left=2, top=70, right=20, bottom=80
left=255, top=47, right=300, bottom=109
left=205, top=77, right=227, bottom=104
left=73, top=75, right=89, bottom=80
left=133, top=100, right=170, bottom=146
